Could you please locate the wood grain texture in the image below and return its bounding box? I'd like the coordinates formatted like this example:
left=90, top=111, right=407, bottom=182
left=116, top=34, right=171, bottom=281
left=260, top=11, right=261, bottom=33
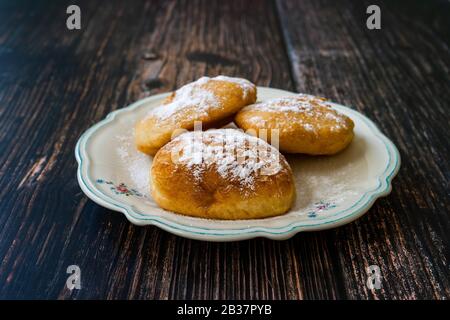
left=276, top=0, right=450, bottom=299
left=0, top=0, right=448, bottom=300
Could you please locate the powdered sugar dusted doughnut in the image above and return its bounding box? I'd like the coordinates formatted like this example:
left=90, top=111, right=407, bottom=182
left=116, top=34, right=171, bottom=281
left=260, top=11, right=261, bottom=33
left=151, top=129, right=295, bottom=220
left=135, top=76, right=257, bottom=155
left=235, top=95, right=354, bottom=155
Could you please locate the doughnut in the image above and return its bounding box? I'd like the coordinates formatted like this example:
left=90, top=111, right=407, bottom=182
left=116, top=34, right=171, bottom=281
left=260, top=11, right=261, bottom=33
left=235, top=94, right=354, bottom=155
left=151, top=129, right=295, bottom=220
left=135, top=76, right=257, bottom=155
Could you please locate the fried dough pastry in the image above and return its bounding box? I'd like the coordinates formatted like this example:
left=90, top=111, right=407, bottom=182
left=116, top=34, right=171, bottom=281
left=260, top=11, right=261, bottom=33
left=135, top=76, right=257, bottom=155
left=235, top=95, right=354, bottom=155
left=151, top=129, right=295, bottom=220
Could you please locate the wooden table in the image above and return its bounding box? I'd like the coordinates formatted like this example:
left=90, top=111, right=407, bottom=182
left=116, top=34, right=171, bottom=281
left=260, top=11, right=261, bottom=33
left=0, top=0, right=448, bottom=300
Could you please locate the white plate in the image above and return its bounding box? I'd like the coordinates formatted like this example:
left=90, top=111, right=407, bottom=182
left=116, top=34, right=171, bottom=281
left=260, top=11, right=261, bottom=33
left=75, top=87, right=400, bottom=241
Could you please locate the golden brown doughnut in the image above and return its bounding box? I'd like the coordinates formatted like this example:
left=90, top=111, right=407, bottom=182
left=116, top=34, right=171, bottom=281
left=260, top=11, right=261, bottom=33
left=151, top=129, right=295, bottom=220
left=135, top=76, right=257, bottom=155
left=235, top=95, right=354, bottom=155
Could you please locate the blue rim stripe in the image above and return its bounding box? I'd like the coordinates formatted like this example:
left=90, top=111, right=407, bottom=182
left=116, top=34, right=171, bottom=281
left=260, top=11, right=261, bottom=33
left=75, top=90, right=401, bottom=237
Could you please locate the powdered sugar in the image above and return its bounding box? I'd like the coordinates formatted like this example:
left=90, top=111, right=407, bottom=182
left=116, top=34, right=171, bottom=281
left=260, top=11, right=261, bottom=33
left=214, top=75, right=255, bottom=100
left=150, top=77, right=219, bottom=120
left=303, top=123, right=314, bottom=132
left=245, top=94, right=328, bottom=113
left=172, top=129, right=283, bottom=189
left=243, top=94, right=350, bottom=132
left=147, top=76, right=254, bottom=121
left=116, top=133, right=150, bottom=194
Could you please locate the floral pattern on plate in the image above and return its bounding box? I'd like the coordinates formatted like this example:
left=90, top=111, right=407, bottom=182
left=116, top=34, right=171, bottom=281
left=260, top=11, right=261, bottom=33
left=96, top=179, right=143, bottom=197
left=307, top=200, right=337, bottom=218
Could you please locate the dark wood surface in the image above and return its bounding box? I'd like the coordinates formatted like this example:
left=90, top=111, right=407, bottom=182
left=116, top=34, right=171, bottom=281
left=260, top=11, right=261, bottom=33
left=0, top=0, right=448, bottom=299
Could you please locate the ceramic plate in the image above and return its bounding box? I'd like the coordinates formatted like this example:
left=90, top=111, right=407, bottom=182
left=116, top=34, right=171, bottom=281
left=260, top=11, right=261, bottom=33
left=75, top=87, right=400, bottom=241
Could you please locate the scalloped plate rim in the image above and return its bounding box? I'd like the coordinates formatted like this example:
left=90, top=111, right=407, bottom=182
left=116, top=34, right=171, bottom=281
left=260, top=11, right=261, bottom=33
left=75, top=87, right=401, bottom=241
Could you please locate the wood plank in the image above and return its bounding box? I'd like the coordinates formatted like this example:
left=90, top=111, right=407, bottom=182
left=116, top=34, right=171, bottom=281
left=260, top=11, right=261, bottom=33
left=276, top=0, right=450, bottom=299
left=0, top=0, right=346, bottom=299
